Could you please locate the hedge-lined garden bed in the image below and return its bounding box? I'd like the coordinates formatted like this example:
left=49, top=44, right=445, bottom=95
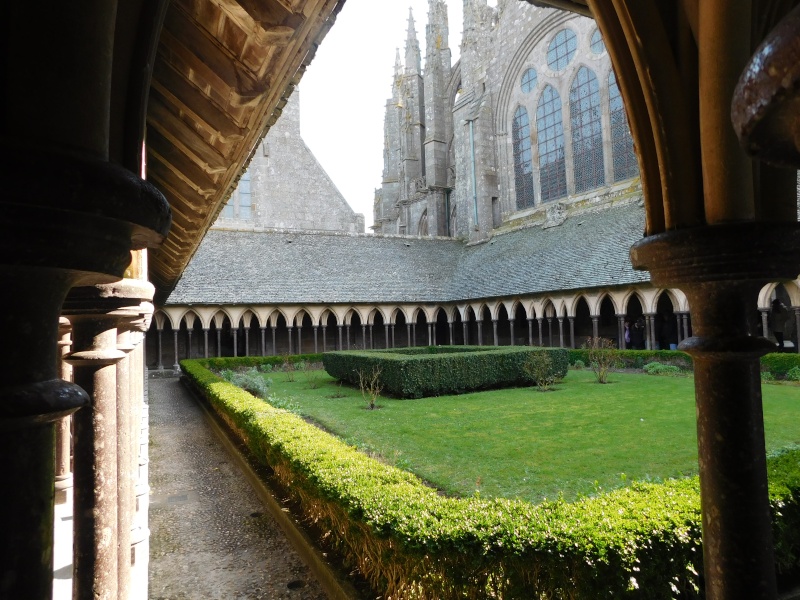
left=569, top=348, right=800, bottom=377
left=323, top=346, right=569, bottom=398
left=181, top=358, right=800, bottom=599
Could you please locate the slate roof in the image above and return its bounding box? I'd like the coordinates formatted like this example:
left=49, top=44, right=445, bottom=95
left=166, top=202, right=650, bottom=305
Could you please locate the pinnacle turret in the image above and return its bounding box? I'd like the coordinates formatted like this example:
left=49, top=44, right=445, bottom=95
left=404, top=8, right=421, bottom=75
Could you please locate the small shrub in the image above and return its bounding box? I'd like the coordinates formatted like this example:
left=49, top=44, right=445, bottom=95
left=357, top=366, right=383, bottom=410
left=267, top=395, right=300, bottom=413
left=572, top=359, right=585, bottom=370
left=229, top=367, right=271, bottom=399
left=584, top=337, right=618, bottom=384
left=761, top=371, right=776, bottom=383
left=301, top=361, right=320, bottom=389
left=524, top=352, right=556, bottom=391
left=785, top=366, right=800, bottom=382
left=281, top=353, right=296, bottom=382
left=643, top=362, right=683, bottom=377
left=258, top=363, right=273, bottom=373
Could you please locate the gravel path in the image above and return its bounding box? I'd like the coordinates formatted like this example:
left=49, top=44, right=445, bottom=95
left=148, top=377, right=329, bottom=600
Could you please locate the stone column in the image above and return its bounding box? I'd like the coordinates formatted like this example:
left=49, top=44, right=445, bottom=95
left=557, top=317, right=565, bottom=348
left=391, top=324, right=396, bottom=348
left=462, top=322, right=469, bottom=345
left=569, top=317, right=576, bottom=348
left=448, top=322, right=454, bottom=345
left=509, top=320, right=515, bottom=346
left=337, top=325, right=343, bottom=350
left=322, top=325, right=327, bottom=352
left=216, top=328, right=222, bottom=357
left=682, top=313, right=691, bottom=340
left=617, top=315, right=627, bottom=349
left=55, top=318, right=74, bottom=506
left=794, top=308, right=800, bottom=354
left=492, top=319, right=499, bottom=346
left=172, top=329, right=179, bottom=369
left=591, top=316, right=599, bottom=339
left=631, top=224, right=800, bottom=599
left=547, top=318, right=554, bottom=347
left=297, top=326, right=302, bottom=354
left=186, top=328, right=193, bottom=359
left=528, top=318, right=534, bottom=346
left=287, top=326, right=293, bottom=354
left=232, top=328, right=238, bottom=357
left=244, top=327, right=250, bottom=356
left=406, top=323, right=412, bottom=347
left=760, top=309, right=770, bottom=338
left=156, top=327, right=164, bottom=369
left=477, top=321, right=483, bottom=346
left=385, top=324, right=390, bottom=348
left=260, top=327, right=266, bottom=356
left=272, top=326, right=277, bottom=355
left=537, top=317, right=544, bottom=346
left=203, top=328, right=209, bottom=358
left=412, top=324, right=417, bottom=346
left=428, top=323, right=433, bottom=346
left=345, top=325, right=350, bottom=349
left=63, top=286, right=131, bottom=600
left=0, top=271, right=89, bottom=599
left=313, top=326, right=319, bottom=353
left=362, top=325, right=367, bottom=349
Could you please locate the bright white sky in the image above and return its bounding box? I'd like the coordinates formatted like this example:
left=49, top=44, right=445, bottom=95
left=299, top=0, right=466, bottom=231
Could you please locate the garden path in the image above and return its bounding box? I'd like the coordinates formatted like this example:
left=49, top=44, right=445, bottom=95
left=148, top=376, right=330, bottom=600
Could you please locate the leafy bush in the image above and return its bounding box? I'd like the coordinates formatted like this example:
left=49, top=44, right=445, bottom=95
left=180, top=358, right=800, bottom=600
left=786, top=366, right=800, bottom=382
left=643, top=362, right=684, bottom=377
left=572, top=359, right=585, bottom=370
left=523, top=351, right=556, bottom=391
left=569, top=349, right=693, bottom=370
left=323, top=346, right=569, bottom=398
left=762, top=371, right=776, bottom=383
left=584, top=337, right=618, bottom=383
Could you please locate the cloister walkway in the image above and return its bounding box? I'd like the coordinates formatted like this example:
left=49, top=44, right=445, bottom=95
left=147, top=375, right=334, bottom=600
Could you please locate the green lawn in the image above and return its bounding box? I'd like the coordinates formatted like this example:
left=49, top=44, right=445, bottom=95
left=263, top=368, right=800, bottom=504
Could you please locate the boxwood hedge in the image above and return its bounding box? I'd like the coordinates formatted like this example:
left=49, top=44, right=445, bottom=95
left=181, top=358, right=800, bottom=599
left=323, top=346, right=569, bottom=398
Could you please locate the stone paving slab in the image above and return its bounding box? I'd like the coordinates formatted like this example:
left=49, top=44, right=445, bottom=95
left=148, top=377, right=329, bottom=600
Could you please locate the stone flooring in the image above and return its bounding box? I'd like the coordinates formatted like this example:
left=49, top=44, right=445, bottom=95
left=148, top=377, right=330, bottom=600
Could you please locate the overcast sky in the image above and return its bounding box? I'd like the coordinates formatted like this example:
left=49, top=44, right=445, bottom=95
left=298, top=0, right=466, bottom=230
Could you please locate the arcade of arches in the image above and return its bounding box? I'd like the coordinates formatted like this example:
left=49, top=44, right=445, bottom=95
left=148, top=280, right=800, bottom=369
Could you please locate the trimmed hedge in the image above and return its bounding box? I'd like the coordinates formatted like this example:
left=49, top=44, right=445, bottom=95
left=323, top=346, right=569, bottom=398
left=762, top=353, right=800, bottom=378
left=193, top=353, right=323, bottom=371
left=181, top=358, right=800, bottom=599
left=568, top=349, right=693, bottom=370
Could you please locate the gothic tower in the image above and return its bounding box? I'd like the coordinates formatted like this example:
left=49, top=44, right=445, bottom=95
left=423, top=0, right=453, bottom=236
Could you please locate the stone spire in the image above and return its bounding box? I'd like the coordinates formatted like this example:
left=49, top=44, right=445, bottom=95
left=392, top=48, right=403, bottom=103
left=404, top=8, right=422, bottom=75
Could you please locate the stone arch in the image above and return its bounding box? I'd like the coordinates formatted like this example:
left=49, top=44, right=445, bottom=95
left=573, top=295, right=593, bottom=348
left=434, top=306, right=449, bottom=345
left=370, top=307, right=389, bottom=349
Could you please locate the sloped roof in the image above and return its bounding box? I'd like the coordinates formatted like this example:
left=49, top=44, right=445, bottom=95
left=167, top=202, right=650, bottom=305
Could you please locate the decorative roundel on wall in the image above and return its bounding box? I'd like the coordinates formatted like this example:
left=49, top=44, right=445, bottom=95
left=590, top=28, right=606, bottom=55
left=547, top=28, right=578, bottom=71
left=520, top=68, right=538, bottom=93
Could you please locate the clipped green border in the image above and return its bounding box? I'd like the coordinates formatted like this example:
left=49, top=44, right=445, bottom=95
left=181, top=358, right=800, bottom=599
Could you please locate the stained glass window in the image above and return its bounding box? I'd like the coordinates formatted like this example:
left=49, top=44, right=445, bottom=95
left=520, top=68, right=537, bottom=93
left=570, top=67, right=605, bottom=192
left=590, top=29, right=605, bottom=54
left=512, top=106, right=535, bottom=210
left=547, top=29, right=577, bottom=72
left=536, top=86, right=567, bottom=202
left=608, top=71, right=639, bottom=181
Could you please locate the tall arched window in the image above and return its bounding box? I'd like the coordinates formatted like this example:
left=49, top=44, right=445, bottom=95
left=512, top=106, right=535, bottom=210
left=570, top=66, right=605, bottom=193
left=536, top=85, right=567, bottom=202
left=609, top=71, right=639, bottom=181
